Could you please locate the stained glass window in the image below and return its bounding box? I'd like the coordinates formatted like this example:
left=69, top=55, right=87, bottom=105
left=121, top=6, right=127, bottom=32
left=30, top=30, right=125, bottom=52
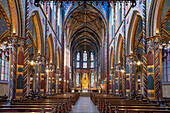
left=163, top=43, right=170, bottom=82
left=76, top=73, right=80, bottom=86
left=90, top=52, right=94, bottom=61
left=91, top=62, right=94, bottom=68
left=76, top=52, right=80, bottom=68
left=0, top=44, right=9, bottom=81
left=83, top=51, right=87, bottom=61
left=83, top=62, right=87, bottom=68
left=91, top=73, right=94, bottom=87
left=77, top=52, right=80, bottom=61
left=90, top=52, right=94, bottom=68
left=77, top=62, right=80, bottom=68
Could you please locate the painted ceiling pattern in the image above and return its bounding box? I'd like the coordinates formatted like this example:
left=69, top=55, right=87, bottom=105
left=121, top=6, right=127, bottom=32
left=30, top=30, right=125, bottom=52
left=65, top=3, right=106, bottom=52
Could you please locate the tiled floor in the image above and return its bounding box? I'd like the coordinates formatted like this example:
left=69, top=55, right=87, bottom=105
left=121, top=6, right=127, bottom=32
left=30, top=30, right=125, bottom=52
left=69, top=97, right=99, bottom=113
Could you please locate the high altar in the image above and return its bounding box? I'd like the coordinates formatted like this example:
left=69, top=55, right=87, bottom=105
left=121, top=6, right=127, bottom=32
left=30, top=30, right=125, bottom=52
left=82, top=73, right=89, bottom=89
left=75, top=69, right=95, bottom=92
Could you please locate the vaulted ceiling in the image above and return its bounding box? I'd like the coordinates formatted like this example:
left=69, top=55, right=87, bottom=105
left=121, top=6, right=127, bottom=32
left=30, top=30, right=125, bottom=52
left=65, top=3, right=106, bottom=52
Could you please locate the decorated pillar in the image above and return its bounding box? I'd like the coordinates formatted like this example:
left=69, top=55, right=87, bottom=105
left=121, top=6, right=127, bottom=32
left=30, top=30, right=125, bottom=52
left=113, top=3, right=116, bottom=95
left=129, top=55, right=135, bottom=98
left=61, top=32, right=64, bottom=93
left=147, top=38, right=154, bottom=100
left=16, top=37, right=25, bottom=99
left=107, top=30, right=110, bottom=94
left=40, top=57, right=45, bottom=95
left=44, top=2, right=48, bottom=96
left=117, top=64, right=122, bottom=96
left=154, top=36, right=161, bottom=100
left=11, top=36, right=18, bottom=99
left=52, top=65, right=56, bottom=94
left=35, top=55, right=41, bottom=93
left=23, top=0, right=29, bottom=98
left=125, top=55, right=132, bottom=97
left=48, top=64, right=53, bottom=95
left=122, top=1, right=126, bottom=97
left=142, top=0, right=148, bottom=100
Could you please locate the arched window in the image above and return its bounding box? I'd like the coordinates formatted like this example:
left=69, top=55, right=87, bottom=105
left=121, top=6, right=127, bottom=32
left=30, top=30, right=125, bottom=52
left=76, top=52, right=80, bottom=68
left=76, top=73, right=80, bottom=87
left=91, top=73, right=94, bottom=87
left=77, top=52, right=80, bottom=61
left=83, top=51, right=87, bottom=68
left=83, top=51, right=87, bottom=61
left=90, top=52, right=94, bottom=61
left=0, top=42, right=9, bottom=81
left=163, top=43, right=170, bottom=82
left=90, top=52, right=94, bottom=68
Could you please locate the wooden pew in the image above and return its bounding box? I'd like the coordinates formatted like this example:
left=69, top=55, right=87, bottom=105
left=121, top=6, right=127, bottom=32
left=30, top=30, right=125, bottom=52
left=91, top=93, right=170, bottom=113
left=0, top=107, right=52, bottom=112
left=109, top=108, right=170, bottom=113
left=0, top=93, right=79, bottom=113
left=0, top=95, right=8, bottom=102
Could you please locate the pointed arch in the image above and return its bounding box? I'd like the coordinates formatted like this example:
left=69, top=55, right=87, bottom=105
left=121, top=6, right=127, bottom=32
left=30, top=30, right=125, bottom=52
left=116, top=34, right=123, bottom=64
left=30, top=10, right=44, bottom=55
left=7, top=0, right=18, bottom=34
left=57, top=47, right=60, bottom=69
left=28, top=31, right=36, bottom=51
left=110, top=47, right=114, bottom=69
left=48, top=34, right=54, bottom=63
left=127, top=10, right=142, bottom=55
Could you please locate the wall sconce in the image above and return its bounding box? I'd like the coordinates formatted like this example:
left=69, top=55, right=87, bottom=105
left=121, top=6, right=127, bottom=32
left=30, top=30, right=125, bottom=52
left=121, top=69, right=125, bottom=73
left=46, top=69, right=49, bottom=73
left=30, top=60, right=35, bottom=65
left=137, top=61, right=142, bottom=66
left=59, top=78, right=62, bottom=81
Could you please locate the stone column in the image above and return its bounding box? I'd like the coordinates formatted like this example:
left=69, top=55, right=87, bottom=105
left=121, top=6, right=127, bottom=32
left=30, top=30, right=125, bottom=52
left=16, top=37, right=25, bottom=99
left=142, top=0, right=148, bottom=100
left=154, top=35, right=161, bottom=100
left=147, top=38, right=154, bottom=100
left=40, top=57, right=45, bottom=95
left=11, top=36, right=18, bottom=99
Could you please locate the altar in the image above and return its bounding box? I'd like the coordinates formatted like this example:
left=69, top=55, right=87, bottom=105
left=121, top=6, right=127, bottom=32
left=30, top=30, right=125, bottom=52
left=82, top=89, right=88, bottom=93
left=75, top=69, right=95, bottom=91
left=81, top=73, right=89, bottom=89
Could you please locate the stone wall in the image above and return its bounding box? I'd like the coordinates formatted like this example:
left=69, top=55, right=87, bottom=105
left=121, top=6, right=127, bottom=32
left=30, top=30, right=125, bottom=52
left=162, top=84, right=170, bottom=98
left=0, top=83, right=8, bottom=96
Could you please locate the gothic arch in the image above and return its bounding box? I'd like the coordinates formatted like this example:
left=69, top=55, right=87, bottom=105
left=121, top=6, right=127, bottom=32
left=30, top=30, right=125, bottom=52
left=127, top=10, right=142, bottom=55
left=57, top=47, right=60, bottom=69
left=28, top=31, right=36, bottom=52
left=148, top=0, right=170, bottom=36
left=110, top=46, right=114, bottom=69
left=48, top=34, right=54, bottom=63
left=7, top=0, right=19, bottom=35
left=29, top=10, right=44, bottom=55
left=116, top=34, right=123, bottom=64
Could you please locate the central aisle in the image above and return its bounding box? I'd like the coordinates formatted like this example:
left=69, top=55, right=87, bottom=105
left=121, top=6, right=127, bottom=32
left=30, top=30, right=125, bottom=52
left=69, top=97, right=99, bottom=113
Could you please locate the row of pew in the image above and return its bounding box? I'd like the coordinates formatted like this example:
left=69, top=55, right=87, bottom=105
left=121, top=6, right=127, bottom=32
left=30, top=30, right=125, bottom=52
left=0, top=93, right=80, bottom=113
left=90, top=93, right=170, bottom=113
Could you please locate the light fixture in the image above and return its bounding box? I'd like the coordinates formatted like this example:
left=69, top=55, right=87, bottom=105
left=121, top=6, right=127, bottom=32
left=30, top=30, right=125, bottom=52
left=46, top=69, right=49, bottom=73
left=137, top=61, right=142, bottom=66
left=162, top=43, right=166, bottom=46
left=30, top=77, right=33, bottom=81
left=121, top=69, right=125, bottom=73
left=30, top=60, right=34, bottom=65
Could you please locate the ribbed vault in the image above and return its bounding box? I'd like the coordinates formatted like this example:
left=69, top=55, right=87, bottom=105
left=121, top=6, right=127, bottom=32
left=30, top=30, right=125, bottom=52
left=65, top=3, right=106, bottom=52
